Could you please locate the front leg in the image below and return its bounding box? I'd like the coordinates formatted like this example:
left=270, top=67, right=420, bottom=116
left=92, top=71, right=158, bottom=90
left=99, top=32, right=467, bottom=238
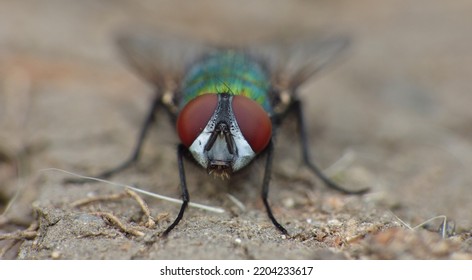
left=261, top=140, right=289, bottom=235
left=161, top=144, right=190, bottom=236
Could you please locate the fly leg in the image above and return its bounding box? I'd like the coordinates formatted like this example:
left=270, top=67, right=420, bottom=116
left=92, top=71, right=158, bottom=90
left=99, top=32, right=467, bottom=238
left=162, top=144, right=190, bottom=236
left=262, top=140, right=289, bottom=235
left=65, top=94, right=161, bottom=183
left=96, top=94, right=162, bottom=178
left=290, top=99, right=369, bottom=195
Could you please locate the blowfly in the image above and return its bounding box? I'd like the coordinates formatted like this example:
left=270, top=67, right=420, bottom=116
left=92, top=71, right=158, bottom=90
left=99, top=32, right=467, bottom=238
left=72, top=31, right=369, bottom=236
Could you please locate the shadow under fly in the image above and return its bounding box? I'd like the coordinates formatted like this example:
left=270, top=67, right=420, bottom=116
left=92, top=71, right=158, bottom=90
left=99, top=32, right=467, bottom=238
left=67, top=30, right=369, bottom=236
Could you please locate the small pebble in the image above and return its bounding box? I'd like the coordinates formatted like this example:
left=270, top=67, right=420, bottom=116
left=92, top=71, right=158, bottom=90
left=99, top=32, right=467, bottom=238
left=282, top=198, right=295, bottom=208
left=51, top=251, right=61, bottom=259
left=328, top=219, right=342, bottom=227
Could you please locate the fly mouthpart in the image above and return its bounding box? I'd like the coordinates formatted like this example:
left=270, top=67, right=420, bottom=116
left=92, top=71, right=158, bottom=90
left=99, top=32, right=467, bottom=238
left=204, top=121, right=236, bottom=179
left=207, top=160, right=232, bottom=180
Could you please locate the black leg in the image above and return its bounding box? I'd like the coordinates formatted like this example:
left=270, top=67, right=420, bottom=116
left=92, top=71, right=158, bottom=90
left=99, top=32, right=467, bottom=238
left=97, top=95, right=161, bottom=178
left=65, top=94, right=161, bottom=183
left=291, top=99, right=369, bottom=195
left=262, top=140, right=289, bottom=235
left=162, top=144, right=190, bottom=236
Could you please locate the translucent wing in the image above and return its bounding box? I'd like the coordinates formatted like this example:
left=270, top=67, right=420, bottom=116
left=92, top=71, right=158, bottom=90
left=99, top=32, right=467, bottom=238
left=116, top=30, right=349, bottom=97
left=246, top=34, right=351, bottom=93
left=115, top=30, right=214, bottom=93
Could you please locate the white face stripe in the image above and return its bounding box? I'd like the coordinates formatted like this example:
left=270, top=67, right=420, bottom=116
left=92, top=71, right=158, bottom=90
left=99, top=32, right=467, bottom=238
left=229, top=124, right=256, bottom=172
left=189, top=130, right=211, bottom=169
left=188, top=94, right=256, bottom=172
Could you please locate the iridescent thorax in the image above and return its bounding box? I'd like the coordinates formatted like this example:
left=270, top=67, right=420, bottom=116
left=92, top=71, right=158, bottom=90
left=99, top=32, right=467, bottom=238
left=180, top=50, right=272, bottom=113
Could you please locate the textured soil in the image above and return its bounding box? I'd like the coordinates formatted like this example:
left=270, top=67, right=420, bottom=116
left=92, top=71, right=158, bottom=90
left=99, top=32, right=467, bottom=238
left=1, top=0, right=472, bottom=259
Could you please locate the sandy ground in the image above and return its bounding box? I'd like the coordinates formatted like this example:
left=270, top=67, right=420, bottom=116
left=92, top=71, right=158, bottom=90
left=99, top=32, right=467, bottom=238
left=1, top=0, right=471, bottom=259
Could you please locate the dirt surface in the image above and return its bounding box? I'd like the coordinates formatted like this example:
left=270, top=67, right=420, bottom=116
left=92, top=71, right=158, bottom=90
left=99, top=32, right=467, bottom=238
left=1, top=0, right=472, bottom=259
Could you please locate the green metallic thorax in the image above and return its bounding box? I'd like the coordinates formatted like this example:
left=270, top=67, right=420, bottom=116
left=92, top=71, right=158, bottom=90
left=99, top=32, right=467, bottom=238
left=180, top=50, right=272, bottom=113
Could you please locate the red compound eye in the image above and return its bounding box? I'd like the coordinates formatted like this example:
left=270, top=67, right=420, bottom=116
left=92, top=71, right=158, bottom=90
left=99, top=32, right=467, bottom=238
left=232, top=95, right=272, bottom=153
left=177, top=94, right=218, bottom=147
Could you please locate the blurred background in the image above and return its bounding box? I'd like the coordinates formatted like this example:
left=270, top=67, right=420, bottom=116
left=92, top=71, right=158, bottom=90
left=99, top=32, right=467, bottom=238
left=1, top=0, right=471, bottom=259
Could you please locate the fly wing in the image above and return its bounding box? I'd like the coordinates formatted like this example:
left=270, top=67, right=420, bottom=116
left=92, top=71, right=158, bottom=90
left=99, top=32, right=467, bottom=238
left=247, top=34, right=351, bottom=93
left=115, top=30, right=214, bottom=93
left=116, top=30, right=349, bottom=96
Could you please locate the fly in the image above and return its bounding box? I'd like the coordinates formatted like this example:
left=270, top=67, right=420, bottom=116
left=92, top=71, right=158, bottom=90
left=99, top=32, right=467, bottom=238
left=69, top=31, right=369, bottom=236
